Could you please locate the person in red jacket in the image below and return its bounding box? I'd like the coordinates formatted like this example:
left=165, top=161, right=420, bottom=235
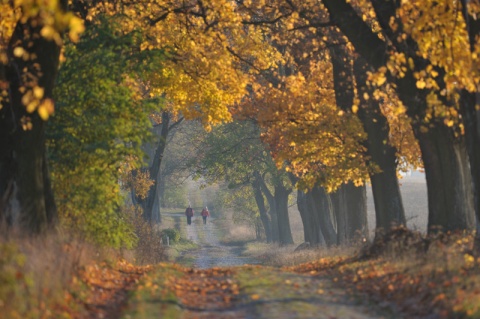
left=201, top=206, right=210, bottom=224
left=185, top=205, right=194, bottom=225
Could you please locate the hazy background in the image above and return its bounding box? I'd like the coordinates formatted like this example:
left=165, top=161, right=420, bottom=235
left=287, top=172, right=428, bottom=244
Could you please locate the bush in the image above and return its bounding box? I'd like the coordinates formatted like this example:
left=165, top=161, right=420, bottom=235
left=127, top=206, right=167, bottom=265
left=161, top=228, right=181, bottom=243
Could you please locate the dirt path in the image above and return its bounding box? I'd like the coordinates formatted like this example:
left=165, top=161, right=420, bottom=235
left=119, top=217, right=395, bottom=319
left=177, top=215, right=259, bottom=268
left=121, top=263, right=394, bottom=319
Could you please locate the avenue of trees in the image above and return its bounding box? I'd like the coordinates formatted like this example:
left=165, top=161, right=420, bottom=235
left=0, top=0, right=479, bottom=251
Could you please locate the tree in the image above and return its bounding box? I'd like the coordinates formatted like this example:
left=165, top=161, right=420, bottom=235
left=0, top=0, right=84, bottom=233
left=48, top=17, right=155, bottom=247
left=189, top=120, right=294, bottom=244
left=320, top=0, right=476, bottom=233
left=134, top=111, right=184, bottom=223
left=329, top=42, right=409, bottom=236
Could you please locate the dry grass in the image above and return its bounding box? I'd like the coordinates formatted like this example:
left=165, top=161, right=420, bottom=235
left=244, top=241, right=362, bottom=267
left=126, top=205, right=167, bottom=265
left=0, top=230, right=108, bottom=318
left=215, top=210, right=258, bottom=245
left=0, top=206, right=169, bottom=318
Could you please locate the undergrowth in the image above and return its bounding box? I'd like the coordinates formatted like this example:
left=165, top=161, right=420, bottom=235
left=287, top=228, right=480, bottom=318
left=0, top=205, right=168, bottom=318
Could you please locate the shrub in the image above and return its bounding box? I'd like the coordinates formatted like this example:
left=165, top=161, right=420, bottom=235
left=161, top=228, right=181, bottom=243
left=127, top=206, right=167, bottom=265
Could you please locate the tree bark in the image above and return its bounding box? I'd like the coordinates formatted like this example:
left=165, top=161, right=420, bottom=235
left=415, top=125, right=475, bottom=232
left=0, top=13, right=63, bottom=232
left=252, top=172, right=272, bottom=242
left=459, top=0, right=480, bottom=252
left=344, top=183, right=368, bottom=241
left=257, top=174, right=279, bottom=243
left=353, top=56, right=406, bottom=235
left=309, top=186, right=337, bottom=246
left=331, top=183, right=368, bottom=244
left=257, top=173, right=293, bottom=244
left=297, top=190, right=314, bottom=243
left=274, top=184, right=294, bottom=245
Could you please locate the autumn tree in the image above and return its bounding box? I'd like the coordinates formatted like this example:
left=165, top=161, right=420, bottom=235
left=232, top=5, right=373, bottom=244
left=73, top=0, right=283, bottom=225
left=0, top=0, right=83, bottom=233
left=320, top=0, right=477, bottom=234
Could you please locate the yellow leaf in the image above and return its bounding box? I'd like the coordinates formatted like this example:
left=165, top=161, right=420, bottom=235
left=26, top=100, right=39, bottom=113
left=416, top=80, right=426, bottom=89
left=376, top=75, right=387, bottom=86
left=13, top=47, right=25, bottom=58
left=33, top=86, right=44, bottom=99
left=352, top=105, right=359, bottom=113
left=251, top=294, right=260, bottom=300
left=40, top=26, right=56, bottom=40
left=69, top=17, right=85, bottom=42
left=38, top=98, right=55, bottom=120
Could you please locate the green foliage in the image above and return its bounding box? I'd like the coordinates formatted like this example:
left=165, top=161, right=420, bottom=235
left=48, top=17, right=162, bottom=248
left=215, top=184, right=259, bottom=225
left=161, top=228, right=181, bottom=243
left=163, top=185, right=187, bottom=208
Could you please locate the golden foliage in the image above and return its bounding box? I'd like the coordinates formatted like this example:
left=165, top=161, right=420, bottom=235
left=0, top=0, right=84, bottom=118
left=86, top=0, right=282, bottom=129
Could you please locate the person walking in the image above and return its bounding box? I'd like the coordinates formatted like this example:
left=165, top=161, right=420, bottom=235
left=201, top=206, right=210, bottom=224
left=185, top=205, right=194, bottom=225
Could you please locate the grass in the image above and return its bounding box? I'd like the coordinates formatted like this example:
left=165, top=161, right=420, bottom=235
left=0, top=208, right=170, bottom=319
left=121, top=263, right=185, bottom=319
left=0, top=232, right=108, bottom=318
left=234, top=224, right=480, bottom=318
left=242, top=241, right=359, bottom=267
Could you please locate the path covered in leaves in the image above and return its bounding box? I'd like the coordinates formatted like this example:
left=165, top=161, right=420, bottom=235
left=118, top=218, right=390, bottom=319
left=121, top=263, right=389, bottom=319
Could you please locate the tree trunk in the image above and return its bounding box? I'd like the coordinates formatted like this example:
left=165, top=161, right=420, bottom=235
left=297, top=190, right=314, bottom=243
left=137, top=111, right=170, bottom=223
left=459, top=1, right=480, bottom=252
left=274, top=184, right=293, bottom=245
left=367, top=0, right=475, bottom=233
left=257, top=174, right=279, bottom=243
left=332, top=183, right=368, bottom=244
left=330, top=43, right=400, bottom=239
left=353, top=56, right=406, bottom=236
left=309, top=186, right=337, bottom=246
left=463, top=90, right=480, bottom=250
left=158, top=171, right=166, bottom=208
left=252, top=172, right=272, bottom=242
left=345, top=183, right=368, bottom=241
left=331, top=187, right=347, bottom=244
left=0, top=13, right=63, bottom=232
left=415, top=125, right=475, bottom=232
